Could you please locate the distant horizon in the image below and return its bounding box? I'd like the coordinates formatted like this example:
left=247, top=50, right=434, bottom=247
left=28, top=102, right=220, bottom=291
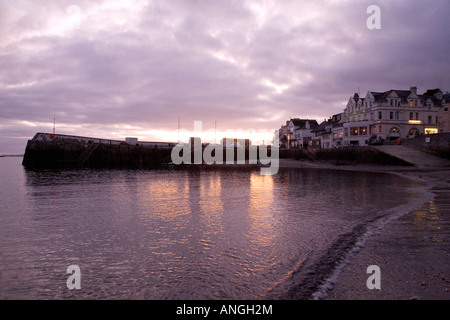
left=3, top=83, right=449, bottom=154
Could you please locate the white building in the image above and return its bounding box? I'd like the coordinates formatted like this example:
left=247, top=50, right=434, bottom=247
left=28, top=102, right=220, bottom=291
left=342, top=87, right=446, bottom=146
left=437, top=94, right=450, bottom=133
left=311, top=113, right=344, bottom=149
left=279, top=118, right=318, bottom=149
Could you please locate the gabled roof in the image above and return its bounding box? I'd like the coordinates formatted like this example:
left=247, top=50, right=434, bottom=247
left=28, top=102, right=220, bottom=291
left=423, top=88, right=442, bottom=97
left=290, top=118, right=319, bottom=129
left=370, top=89, right=412, bottom=103
left=311, top=121, right=329, bottom=133
left=421, top=88, right=445, bottom=106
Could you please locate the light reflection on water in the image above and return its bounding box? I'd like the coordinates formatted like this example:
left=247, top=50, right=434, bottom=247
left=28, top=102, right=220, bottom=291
left=0, top=157, right=428, bottom=300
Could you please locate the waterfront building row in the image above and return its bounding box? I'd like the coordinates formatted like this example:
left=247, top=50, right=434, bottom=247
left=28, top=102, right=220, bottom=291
left=278, top=86, right=450, bottom=149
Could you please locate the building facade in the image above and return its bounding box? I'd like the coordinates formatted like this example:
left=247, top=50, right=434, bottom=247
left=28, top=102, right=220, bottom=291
left=278, top=118, right=318, bottom=149
left=311, top=113, right=344, bottom=148
left=437, top=95, right=450, bottom=133
left=342, top=87, right=446, bottom=146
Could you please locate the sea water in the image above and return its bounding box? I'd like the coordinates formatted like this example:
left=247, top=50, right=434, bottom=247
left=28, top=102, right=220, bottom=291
left=0, top=157, right=429, bottom=299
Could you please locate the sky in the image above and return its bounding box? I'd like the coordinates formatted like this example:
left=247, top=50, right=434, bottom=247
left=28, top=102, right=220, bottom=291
left=1, top=0, right=450, bottom=153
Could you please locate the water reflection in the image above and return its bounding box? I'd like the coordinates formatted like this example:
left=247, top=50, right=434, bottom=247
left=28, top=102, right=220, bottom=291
left=141, top=172, right=191, bottom=222
left=2, top=160, right=429, bottom=300
left=200, top=172, right=224, bottom=233
left=248, top=173, right=276, bottom=247
left=412, top=200, right=445, bottom=241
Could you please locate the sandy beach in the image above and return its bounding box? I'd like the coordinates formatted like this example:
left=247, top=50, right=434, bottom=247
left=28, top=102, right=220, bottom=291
left=278, top=158, right=450, bottom=300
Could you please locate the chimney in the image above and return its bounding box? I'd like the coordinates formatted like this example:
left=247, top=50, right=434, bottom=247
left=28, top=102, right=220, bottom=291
left=410, top=86, right=417, bottom=94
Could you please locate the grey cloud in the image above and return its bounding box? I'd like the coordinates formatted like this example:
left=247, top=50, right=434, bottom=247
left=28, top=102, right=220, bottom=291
left=1, top=0, right=449, bottom=153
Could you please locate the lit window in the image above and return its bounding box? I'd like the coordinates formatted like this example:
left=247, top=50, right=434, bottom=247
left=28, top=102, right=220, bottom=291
left=359, top=127, right=367, bottom=135
left=425, top=128, right=438, bottom=135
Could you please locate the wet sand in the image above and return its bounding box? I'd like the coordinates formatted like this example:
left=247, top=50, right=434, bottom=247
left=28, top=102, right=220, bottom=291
left=278, top=159, right=450, bottom=300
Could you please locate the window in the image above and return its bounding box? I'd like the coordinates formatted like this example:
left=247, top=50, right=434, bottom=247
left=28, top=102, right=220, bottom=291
left=408, top=127, right=419, bottom=136
left=425, top=128, right=438, bottom=135
left=390, top=112, right=394, bottom=120
left=359, top=127, right=367, bottom=136
left=428, top=116, right=432, bottom=124
left=415, top=100, right=418, bottom=107
left=409, top=112, right=413, bottom=120
left=390, top=127, right=399, bottom=133
left=390, top=99, right=393, bottom=106
left=350, top=127, right=359, bottom=136
left=415, top=112, right=419, bottom=120
left=378, top=111, right=382, bottom=120
left=444, top=107, right=448, bottom=112
left=395, top=111, right=399, bottom=120
left=378, top=125, right=382, bottom=133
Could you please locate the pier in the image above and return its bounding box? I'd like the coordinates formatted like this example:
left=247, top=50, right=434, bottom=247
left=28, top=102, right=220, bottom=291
left=22, top=132, right=275, bottom=170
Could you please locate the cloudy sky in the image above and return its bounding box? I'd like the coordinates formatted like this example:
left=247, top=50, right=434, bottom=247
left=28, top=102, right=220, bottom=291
left=1, top=0, right=449, bottom=153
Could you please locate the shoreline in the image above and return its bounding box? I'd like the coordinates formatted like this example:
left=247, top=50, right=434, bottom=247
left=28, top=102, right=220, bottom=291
left=279, top=158, right=450, bottom=300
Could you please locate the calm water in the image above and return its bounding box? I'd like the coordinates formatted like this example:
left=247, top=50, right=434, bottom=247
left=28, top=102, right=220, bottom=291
left=0, top=157, right=428, bottom=300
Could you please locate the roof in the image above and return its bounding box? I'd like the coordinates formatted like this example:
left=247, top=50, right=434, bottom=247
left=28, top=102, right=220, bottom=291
left=311, top=120, right=329, bottom=133
left=420, top=88, right=446, bottom=106
left=423, top=88, right=443, bottom=97
left=370, top=89, right=412, bottom=103
left=443, top=93, right=450, bottom=102
left=290, top=118, right=319, bottom=130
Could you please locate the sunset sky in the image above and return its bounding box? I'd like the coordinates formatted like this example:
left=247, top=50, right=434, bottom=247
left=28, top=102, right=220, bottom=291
left=1, top=0, right=449, bottom=153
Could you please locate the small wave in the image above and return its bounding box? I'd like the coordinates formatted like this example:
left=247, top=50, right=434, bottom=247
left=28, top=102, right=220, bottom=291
left=310, top=187, right=434, bottom=300
left=268, top=185, right=433, bottom=300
